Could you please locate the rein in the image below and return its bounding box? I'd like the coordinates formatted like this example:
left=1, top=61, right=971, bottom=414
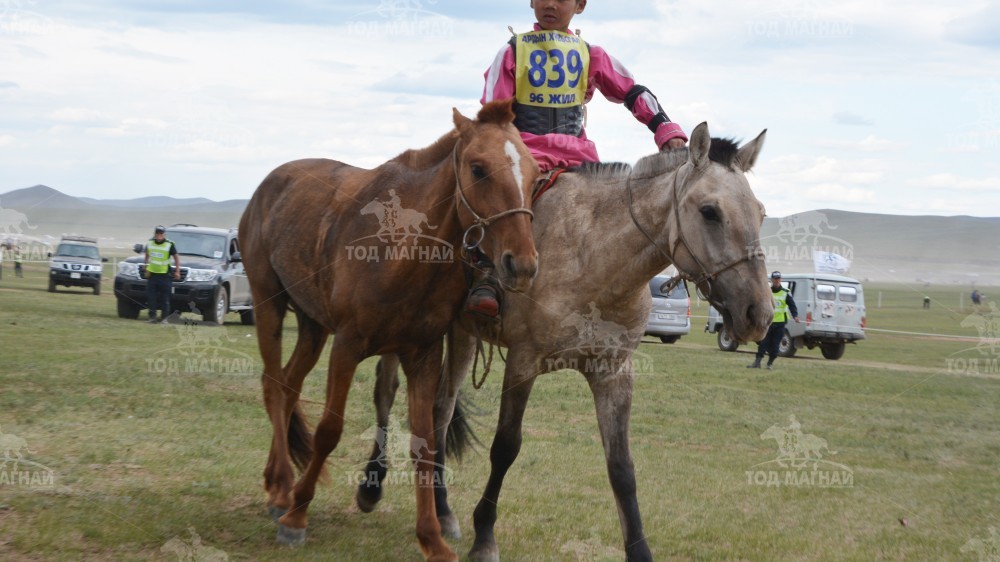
left=452, top=144, right=535, bottom=252
left=626, top=166, right=764, bottom=299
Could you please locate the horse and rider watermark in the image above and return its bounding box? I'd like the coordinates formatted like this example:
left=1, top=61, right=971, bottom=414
left=754, top=210, right=854, bottom=272
left=160, top=527, right=229, bottom=562
left=542, top=301, right=656, bottom=377
left=348, top=0, right=455, bottom=38
left=144, top=314, right=257, bottom=377
left=346, top=413, right=454, bottom=488
left=0, top=426, right=56, bottom=489
left=947, top=303, right=1000, bottom=376
left=746, top=0, right=855, bottom=41
left=746, top=415, right=853, bottom=488
left=345, top=189, right=455, bottom=264
left=961, top=526, right=1000, bottom=562
left=0, top=0, right=54, bottom=36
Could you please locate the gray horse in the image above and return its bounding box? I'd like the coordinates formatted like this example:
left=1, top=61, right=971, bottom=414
left=359, top=123, right=773, bottom=561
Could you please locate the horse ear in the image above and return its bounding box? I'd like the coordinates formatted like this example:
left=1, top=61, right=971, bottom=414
left=736, top=129, right=767, bottom=172
left=452, top=107, right=473, bottom=134
left=688, top=122, right=711, bottom=168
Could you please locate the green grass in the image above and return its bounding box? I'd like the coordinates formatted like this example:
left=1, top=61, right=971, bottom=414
left=1, top=264, right=998, bottom=561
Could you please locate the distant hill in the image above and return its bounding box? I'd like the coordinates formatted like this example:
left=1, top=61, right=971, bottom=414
left=1, top=186, right=998, bottom=284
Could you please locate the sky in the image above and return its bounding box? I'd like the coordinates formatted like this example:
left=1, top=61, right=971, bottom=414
left=1, top=0, right=999, bottom=217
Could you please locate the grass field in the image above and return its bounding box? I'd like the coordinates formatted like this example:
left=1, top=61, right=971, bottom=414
left=1, top=263, right=998, bottom=561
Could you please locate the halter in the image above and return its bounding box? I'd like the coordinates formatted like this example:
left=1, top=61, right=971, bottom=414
left=452, top=143, right=535, bottom=253
left=626, top=164, right=765, bottom=300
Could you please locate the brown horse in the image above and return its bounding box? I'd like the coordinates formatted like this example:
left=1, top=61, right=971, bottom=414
left=361, top=123, right=774, bottom=560
left=238, top=99, right=538, bottom=562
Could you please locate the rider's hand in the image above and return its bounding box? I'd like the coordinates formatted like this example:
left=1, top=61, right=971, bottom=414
left=662, top=138, right=687, bottom=151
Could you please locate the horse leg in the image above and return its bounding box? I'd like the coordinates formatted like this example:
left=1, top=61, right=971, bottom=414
left=400, top=344, right=457, bottom=562
left=469, top=357, right=537, bottom=562
left=254, top=282, right=294, bottom=516
left=277, top=340, right=360, bottom=546
left=356, top=353, right=401, bottom=513
left=585, top=367, right=652, bottom=562
left=432, top=324, right=477, bottom=540
left=265, top=311, right=329, bottom=521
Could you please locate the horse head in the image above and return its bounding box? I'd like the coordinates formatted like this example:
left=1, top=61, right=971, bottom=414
left=667, top=122, right=772, bottom=344
left=359, top=199, right=383, bottom=217
left=451, top=99, right=539, bottom=293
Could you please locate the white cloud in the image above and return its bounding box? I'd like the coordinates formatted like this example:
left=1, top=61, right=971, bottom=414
left=0, top=135, right=16, bottom=147
left=47, top=107, right=104, bottom=123
left=907, top=174, right=1000, bottom=192
left=816, top=134, right=908, bottom=152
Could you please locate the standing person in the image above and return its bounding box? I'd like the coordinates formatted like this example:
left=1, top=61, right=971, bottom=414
left=144, top=226, right=181, bottom=323
left=468, top=0, right=689, bottom=317
left=14, top=244, right=24, bottom=278
left=748, top=271, right=800, bottom=370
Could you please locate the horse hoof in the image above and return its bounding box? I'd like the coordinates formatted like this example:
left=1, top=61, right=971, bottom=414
left=267, top=505, right=288, bottom=522
left=468, top=544, right=499, bottom=562
left=276, top=524, right=306, bottom=546
left=438, top=513, right=461, bottom=540
left=355, top=486, right=382, bottom=513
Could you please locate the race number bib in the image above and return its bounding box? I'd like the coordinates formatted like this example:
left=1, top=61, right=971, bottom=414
left=514, top=30, right=589, bottom=108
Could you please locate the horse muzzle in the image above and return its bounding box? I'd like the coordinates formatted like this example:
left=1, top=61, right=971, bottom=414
left=498, top=250, right=538, bottom=293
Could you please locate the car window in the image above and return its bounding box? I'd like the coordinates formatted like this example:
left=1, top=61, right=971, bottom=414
left=649, top=279, right=688, bottom=299
left=816, top=284, right=836, bottom=301
left=838, top=286, right=858, bottom=302
left=55, top=243, right=100, bottom=260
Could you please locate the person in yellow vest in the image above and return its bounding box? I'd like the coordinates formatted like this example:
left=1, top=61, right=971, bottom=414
left=143, top=225, right=181, bottom=323
left=748, top=271, right=799, bottom=369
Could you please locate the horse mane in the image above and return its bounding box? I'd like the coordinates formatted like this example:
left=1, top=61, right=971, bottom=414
left=570, top=137, right=743, bottom=180
left=390, top=130, right=459, bottom=171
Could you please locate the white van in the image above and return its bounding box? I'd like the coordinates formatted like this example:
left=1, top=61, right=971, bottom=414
left=706, top=273, right=866, bottom=360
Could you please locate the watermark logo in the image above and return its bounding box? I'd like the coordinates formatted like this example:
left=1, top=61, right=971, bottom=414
left=746, top=0, right=855, bottom=40
left=758, top=211, right=854, bottom=271
left=144, top=316, right=257, bottom=376
left=948, top=80, right=1000, bottom=152
left=0, top=202, right=37, bottom=237
left=0, top=0, right=54, bottom=36
left=348, top=0, right=455, bottom=38
left=347, top=414, right=453, bottom=488
left=160, top=527, right=229, bottom=561
left=541, top=302, right=655, bottom=376
left=961, top=526, right=1000, bottom=562
left=0, top=426, right=55, bottom=489
left=346, top=190, right=454, bottom=264
left=746, top=415, right=853, bottom=488
left=559, top=531, right=621, bottom=561
left=947, top=304, right=1000, bottom=375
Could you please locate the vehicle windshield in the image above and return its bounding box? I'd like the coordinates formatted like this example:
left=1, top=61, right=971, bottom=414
left=55, top=243, right=100, bottom=260
left=650, top=279, right=689, bottom=299
left=166, top=232, right=226, bottom=259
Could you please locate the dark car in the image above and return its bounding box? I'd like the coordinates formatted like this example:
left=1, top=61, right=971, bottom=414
left=113, top=225, right=253, bottom=325
left=48, top=236, right=107, bottom=295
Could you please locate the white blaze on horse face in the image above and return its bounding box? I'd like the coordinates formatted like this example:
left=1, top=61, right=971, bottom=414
left=504, top=140, right=525, bottom=206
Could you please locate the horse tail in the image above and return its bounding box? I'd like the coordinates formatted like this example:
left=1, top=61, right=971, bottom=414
left=287, top=402, right=314, bottom=472
left=445, top=389, right=481, bottom=461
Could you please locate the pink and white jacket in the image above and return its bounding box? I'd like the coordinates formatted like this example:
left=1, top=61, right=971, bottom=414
left=482, top=24, right=687, bottom=171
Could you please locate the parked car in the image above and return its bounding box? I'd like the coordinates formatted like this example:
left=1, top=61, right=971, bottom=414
left=705, top=273, right=866, bottom=360
left=644, top=275, right=691, bottom=343
left=113, top=224, right=253, bottom=325
left=48, top=235, right=107, bottom=295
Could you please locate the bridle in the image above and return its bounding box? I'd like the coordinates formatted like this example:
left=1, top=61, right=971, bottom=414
left=451, top=142, right=534, bottom=253
left=626, top=164, right=765, bottom=300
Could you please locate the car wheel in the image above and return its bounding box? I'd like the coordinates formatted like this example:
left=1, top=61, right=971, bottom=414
left=48, top=278, right=56, bottom=293
left=717, top=326, right=739, bottom=352
left=93, top=283, right=101, bottom=296
left=203, top=287, right=229, bottom=325
left=821, top=342, right=846, bottom=360
left=659, top=335, right=679, bottom=344
left=240, top=309, right=255, bottom=326
left=116, top=297, right=141, bottom=319
left=778, top=330, right=797, bottom=357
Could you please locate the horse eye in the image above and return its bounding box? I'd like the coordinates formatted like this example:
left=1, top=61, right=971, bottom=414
left=700, top=205, right=720, bottom=222
left=470, top=164, right=486, bottom=181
